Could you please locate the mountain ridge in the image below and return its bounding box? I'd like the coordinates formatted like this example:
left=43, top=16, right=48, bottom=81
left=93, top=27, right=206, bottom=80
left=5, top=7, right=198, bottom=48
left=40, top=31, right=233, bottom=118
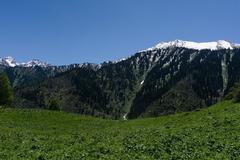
left=2, top=40, right=239, bottom=68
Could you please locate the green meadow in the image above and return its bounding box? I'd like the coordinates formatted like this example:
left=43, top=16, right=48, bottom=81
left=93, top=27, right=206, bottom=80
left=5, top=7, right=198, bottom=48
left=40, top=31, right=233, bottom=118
left=0, top=101, right=240, bottom=159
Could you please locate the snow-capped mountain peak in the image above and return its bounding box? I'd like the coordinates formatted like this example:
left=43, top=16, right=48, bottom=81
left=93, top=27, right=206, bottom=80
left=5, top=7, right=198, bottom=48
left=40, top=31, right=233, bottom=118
left=0, top=56, right=18, bottom=67
left=0, top=57, right=49, bottom=68
left=145, top=40, right=240, bottom=51
left=21, top=59, right=49, bottom=67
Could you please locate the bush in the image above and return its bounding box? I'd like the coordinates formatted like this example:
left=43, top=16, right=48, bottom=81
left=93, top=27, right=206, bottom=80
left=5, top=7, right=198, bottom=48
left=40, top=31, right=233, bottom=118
left=225, top=82, right=240, bottom=102
left=234, top=90, right=240, bottom=102
left=49, top=99, right=60, bottom=111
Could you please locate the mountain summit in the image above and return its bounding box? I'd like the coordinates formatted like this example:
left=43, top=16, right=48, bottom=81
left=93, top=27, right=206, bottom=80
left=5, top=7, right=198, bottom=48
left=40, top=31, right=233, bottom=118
left=145, top=40, right=240, bottom=51
left=21, top=59, right=49, bottom=67
left=0, top=57, right=18, bottom=67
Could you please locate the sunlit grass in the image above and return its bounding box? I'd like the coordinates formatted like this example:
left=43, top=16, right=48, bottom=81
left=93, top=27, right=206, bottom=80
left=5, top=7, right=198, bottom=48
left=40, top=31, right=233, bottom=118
left=0, top=101, right=239, bottom=159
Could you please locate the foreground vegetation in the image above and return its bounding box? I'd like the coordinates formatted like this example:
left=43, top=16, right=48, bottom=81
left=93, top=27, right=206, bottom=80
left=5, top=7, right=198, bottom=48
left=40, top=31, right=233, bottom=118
left=0, top=101, right=240, bottom=159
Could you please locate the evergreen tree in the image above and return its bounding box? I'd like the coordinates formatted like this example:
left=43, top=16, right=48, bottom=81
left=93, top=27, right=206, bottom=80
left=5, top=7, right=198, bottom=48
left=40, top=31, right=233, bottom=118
left=0, top=73, right=13, bottom=106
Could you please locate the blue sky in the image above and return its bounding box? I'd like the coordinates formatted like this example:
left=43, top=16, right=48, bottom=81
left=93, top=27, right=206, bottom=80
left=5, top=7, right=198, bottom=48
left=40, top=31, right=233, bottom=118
left=0, top=0, right=239, bottom=65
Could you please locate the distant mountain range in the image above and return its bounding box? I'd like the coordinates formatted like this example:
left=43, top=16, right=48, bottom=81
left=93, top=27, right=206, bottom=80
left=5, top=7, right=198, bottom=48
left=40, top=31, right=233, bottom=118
left=0, top=56, right=100, bottom=69
left=0, top=57, right=49, bottom=67
left=1, top=40, right=240, bottom=119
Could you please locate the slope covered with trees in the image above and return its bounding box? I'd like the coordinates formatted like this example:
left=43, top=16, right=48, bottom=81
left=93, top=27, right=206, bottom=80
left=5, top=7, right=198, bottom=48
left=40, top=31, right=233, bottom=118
left=13, top=48, right=240, bottom=119
left=1, top=46, right=240, bottom=119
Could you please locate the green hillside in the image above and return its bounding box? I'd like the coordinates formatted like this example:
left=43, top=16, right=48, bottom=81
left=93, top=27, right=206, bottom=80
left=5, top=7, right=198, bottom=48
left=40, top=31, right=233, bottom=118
left=0, top=101, right=240, bottom=159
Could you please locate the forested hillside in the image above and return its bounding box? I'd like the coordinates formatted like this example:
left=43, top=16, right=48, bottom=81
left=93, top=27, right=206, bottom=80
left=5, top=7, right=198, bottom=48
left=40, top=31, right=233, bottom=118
left=1, top=40, right=240, bottom=119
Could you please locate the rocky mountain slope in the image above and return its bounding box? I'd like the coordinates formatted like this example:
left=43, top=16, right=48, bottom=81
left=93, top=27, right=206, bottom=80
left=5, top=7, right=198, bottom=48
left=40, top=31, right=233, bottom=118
left=2, top=40, right=240, bottom=119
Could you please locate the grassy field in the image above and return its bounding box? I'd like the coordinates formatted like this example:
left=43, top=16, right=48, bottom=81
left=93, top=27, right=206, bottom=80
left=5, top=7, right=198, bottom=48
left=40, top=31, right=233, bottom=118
left=0, top=101, right=240, bottom=159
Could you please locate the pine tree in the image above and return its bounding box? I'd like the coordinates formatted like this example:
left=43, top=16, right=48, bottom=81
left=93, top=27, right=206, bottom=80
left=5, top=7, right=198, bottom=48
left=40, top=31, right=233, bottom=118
left=0, top=73, right=13, bottom=106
